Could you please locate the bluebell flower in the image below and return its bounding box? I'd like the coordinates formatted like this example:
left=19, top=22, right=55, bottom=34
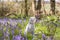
left=13, top=35, right=24, bottom=40
left=42, top=34, right=46, bottom=40
left=11, top=30, right=15, bottom=35
left=17, top=19, right=22, bottom=24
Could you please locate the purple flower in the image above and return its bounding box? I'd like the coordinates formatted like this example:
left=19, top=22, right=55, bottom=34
left=24, top=19, right=26, bottom=23
left=21, top=37, right=24, bottom=40
left=42, top=34, right=46, bottom=40
left=13, top=35, right=20, bottom=40
left=11, top=30, right=15, bottom=35
left=50, top=36, right=53, bottom=40
left=13, top=35, right=24, bottom=40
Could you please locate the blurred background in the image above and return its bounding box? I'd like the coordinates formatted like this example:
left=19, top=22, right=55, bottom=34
left=0, top=0, right=60, bottom=18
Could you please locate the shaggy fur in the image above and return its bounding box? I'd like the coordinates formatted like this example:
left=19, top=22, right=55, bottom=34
left=24, top=17, right=36, bottom=40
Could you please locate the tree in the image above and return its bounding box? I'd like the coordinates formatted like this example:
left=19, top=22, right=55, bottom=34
left=25, top=0, right=28, bottom=17
left=42, top=0, right=46, bottom=15
left=36, top=0, right=41, bottom=11
left=15, top=0, right=18, bottom=3
left=31, top=0, right=36, bottom=16
left=34, top=0, right=36, bottom=10
left=50, top=0, right=55, bottom=14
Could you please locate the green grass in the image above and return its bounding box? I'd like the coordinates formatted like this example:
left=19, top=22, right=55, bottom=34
left=20, top=16, right=60, bottom=40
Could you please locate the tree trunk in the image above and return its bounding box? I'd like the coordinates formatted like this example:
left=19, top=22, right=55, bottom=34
left=36, top=0, right=41, bottom=11
left=50, top=0, right=55, bottom=14
left=25, top=0, right=28, bottom=17
left=42, top=0, right=46, bottom=15
left=15, top=0, right=18, bottom=3
left=34, top=0, right=36, bottom=10
left=31, top=0, right=36, bottom=16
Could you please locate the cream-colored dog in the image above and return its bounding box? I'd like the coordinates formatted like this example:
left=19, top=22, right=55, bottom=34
left=24, top=17, right=36, bottom=40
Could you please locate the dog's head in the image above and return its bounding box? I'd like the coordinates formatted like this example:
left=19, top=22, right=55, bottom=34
left=29, top=17, right=36, bottom=24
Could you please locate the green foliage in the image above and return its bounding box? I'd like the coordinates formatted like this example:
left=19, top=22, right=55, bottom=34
left=36, top=33, right=42, bottom=39
left=35, top=22, right=47, bottom=34
left=9, top=28, right=13, bottom=40
left=27, top=32, right=33, bottom=40
left=9, top=34, right=13, bottom=40
left=17, top=23, right=23, bottom=29
left=0, top=31, right=3, bottom=37
left=55, top=27, right=60, bottom=37
left=44, top=15, right=59, bottom=36
left=14, top=29, right=19, bottom=35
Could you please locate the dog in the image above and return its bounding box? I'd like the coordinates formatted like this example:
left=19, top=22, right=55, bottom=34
left=24, top=17, right=36, bottom=40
